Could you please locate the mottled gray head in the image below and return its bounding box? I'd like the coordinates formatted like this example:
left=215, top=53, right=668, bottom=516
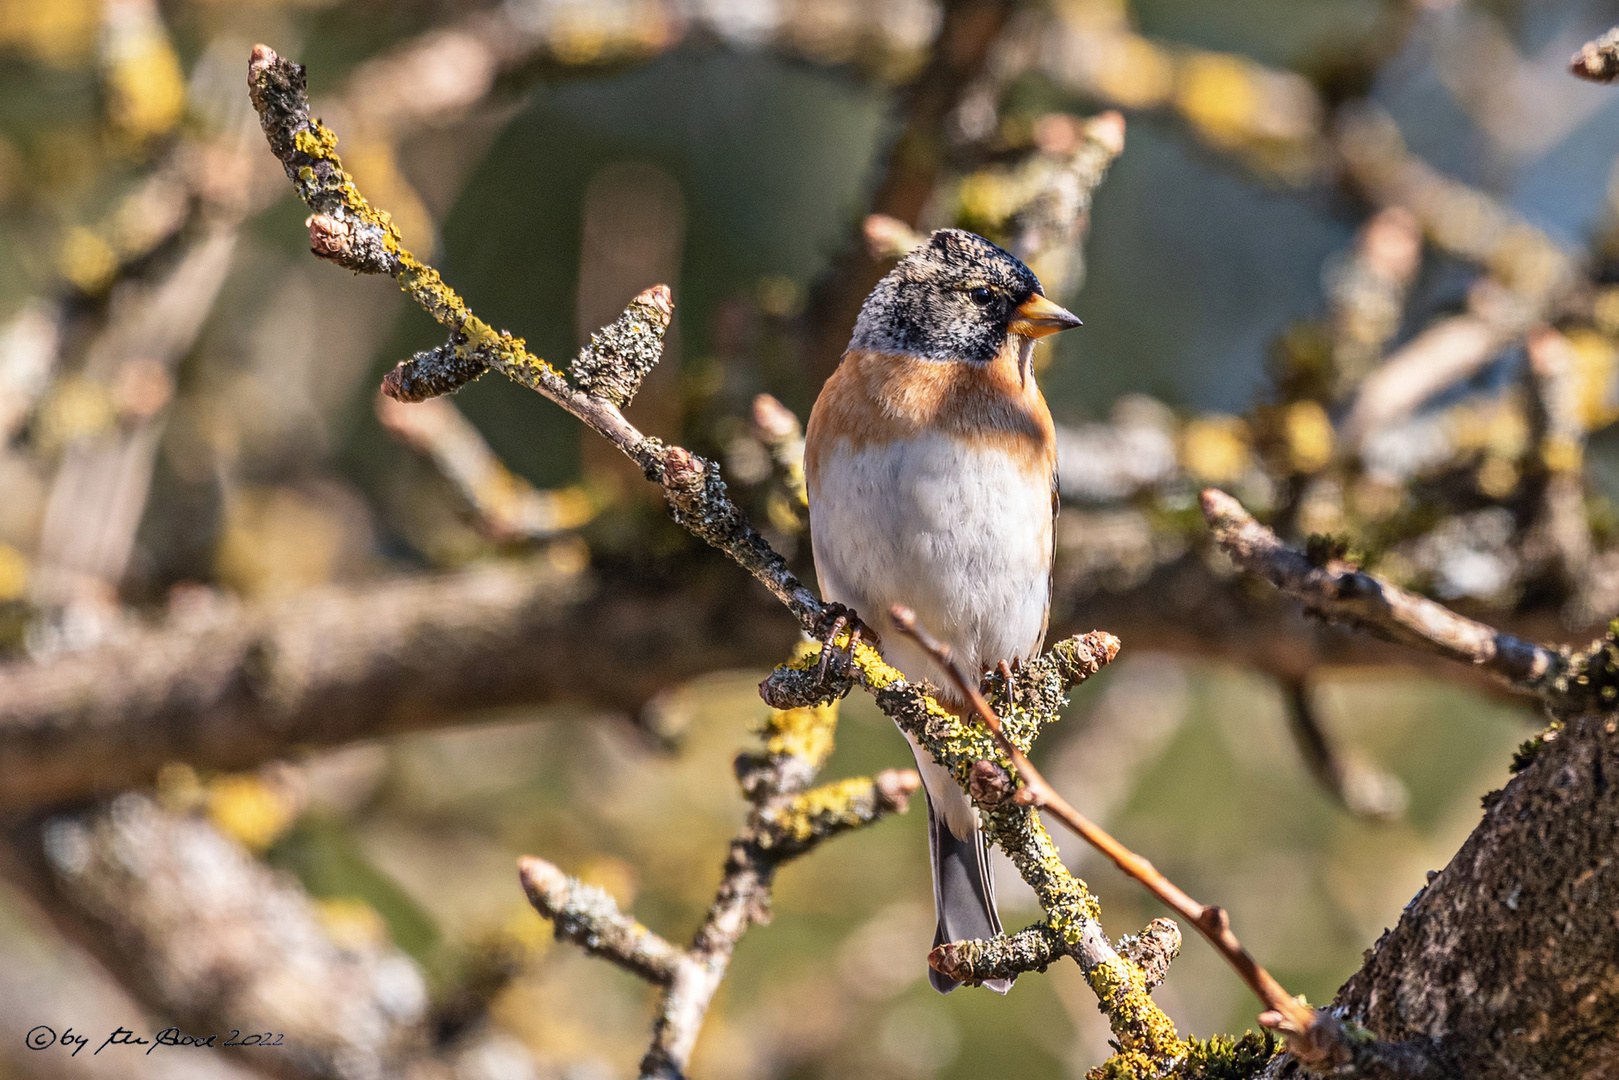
left=849, top=229, right=1080, bottom=364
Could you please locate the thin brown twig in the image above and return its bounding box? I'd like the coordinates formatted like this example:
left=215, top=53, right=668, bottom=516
left=886, top=603, right=1325, bottom=1060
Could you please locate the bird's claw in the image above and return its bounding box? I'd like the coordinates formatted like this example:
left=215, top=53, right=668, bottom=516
left=814, top=604, right=871, bottom=683
left=983, top=657, right=1022, bottom=705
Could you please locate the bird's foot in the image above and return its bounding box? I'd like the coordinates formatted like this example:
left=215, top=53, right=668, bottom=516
left=983, top=657, right=1024, bottom=708
left=814, top=603, right=873, bottom=682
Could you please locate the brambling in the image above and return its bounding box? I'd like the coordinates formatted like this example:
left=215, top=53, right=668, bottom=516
left=805, top=229, right=1080, bottom=993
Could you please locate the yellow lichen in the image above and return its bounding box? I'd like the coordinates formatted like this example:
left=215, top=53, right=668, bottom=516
left=762, top=700, right=838, bottom=768
left=294, top=126, right=338, bottom=159
left=0, top=543, right=26, bottom=603
left=1282, top=400, right=1333, bottom=473
left=1176, top=53, right=1260, bottom=148
left=763, top=777, right=873, bottom=846
left=1086, top=955, right=1187, bottom=1059
left=1181, top=415, right=1253, bottom=483
left=207, top=773, right=297, bottom=852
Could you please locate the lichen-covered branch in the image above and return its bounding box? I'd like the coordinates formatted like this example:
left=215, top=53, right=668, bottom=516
left=249, top=44, right=830, bottom=635
left=640, top=702, right=918, bottom=1079
left=518, top=856, right=682, bottom=986
left=754, top=769, right=920, bottom=859
left=765, top=629, right=1195, bottom=1072
left=247, top=41, right=1605, bottom=1077
left=930, top=916, right=1180, bottom=991
left=518, top=685, right=918, bottom=1078
left=886, top=607, right=1329, bottom=1065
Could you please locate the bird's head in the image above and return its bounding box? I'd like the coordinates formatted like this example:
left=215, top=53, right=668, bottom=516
left=849, top=229, right=1081, bottom=365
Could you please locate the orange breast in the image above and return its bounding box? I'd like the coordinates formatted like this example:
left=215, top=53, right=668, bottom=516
left=805, top=341, right=1056, bottom=490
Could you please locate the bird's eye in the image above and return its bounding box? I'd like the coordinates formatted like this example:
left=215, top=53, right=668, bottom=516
left=968, top=286, right=994, bottom=307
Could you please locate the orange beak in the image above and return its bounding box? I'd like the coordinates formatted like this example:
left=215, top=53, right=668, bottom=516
left=1009, top=293, right=1082, bottom=338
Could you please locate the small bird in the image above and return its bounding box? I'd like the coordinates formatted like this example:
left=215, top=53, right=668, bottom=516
left=804, top=229, right=1081, bottom=993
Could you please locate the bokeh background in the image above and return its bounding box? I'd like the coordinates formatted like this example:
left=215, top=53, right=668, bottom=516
left=2, top=0, right=1616, bottom=1078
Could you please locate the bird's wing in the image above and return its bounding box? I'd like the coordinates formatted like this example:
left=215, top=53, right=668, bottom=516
left=1036, top=465, right=1057, bottom=655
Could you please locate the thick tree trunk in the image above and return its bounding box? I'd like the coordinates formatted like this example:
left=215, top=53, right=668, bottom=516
left=1267, top=708, right=1619, bottom=1078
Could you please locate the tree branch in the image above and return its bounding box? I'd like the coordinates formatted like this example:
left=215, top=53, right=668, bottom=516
left=0, top=557, right=797, bottom=813
left=376, top=392, right=593, bottom=542
left=518, top=856, right=682, bottom=986
left=887, top=606, right=1328, bottom=1062
left=1303, top=705, right=1619, bottom=1079
left=641, top=701, right=917, bottom=1079
left=5, top=795, right=431, bottom=1079
left=1201, top=488, right=1571, bottom=702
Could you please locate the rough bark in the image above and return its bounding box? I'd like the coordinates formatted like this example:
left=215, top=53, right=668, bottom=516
left=1257, top=709, right=1619, bottom=1079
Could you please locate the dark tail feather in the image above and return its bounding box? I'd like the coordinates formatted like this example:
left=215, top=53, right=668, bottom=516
left=926, top=794, right=1012, bottom=994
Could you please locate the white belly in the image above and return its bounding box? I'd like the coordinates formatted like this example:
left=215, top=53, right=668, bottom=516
left=809, top=431, right=1053, bottom=691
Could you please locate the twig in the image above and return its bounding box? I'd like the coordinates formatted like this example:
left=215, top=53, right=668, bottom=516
left=751, top=393, right=807, bottom=511
left=249, top=45, right=1310, bottom=1074
left=1521, top=327, right=1593, bottom=599
left=764, top=630, right=1192, bottom=1067
left=249, top=45, right=830, bottom=635
left=1199, top=488, right=1576, bottom=703
left=31, top=227, right=240, bottom=621
left=886, top=604, right=1328, bottom=1062
left=1284, top=680, right=1408, bottom=821
left=1571, top=28, right=1619, bottom=82
left=518, top=857, right=682, bottom=986
left=376, top=393, right=593, bottom=542
left=930, top=915, right=1181, bottom=990
left=1339, top=280, right=1533, bottom=453
left=639, top=708, right=918, bottom=1079
left=1327, top=206, right=1422, bottom=395
left=519, top=690, right=918, bottom=1078
left=1337, top=105, right=1579, bottom=308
